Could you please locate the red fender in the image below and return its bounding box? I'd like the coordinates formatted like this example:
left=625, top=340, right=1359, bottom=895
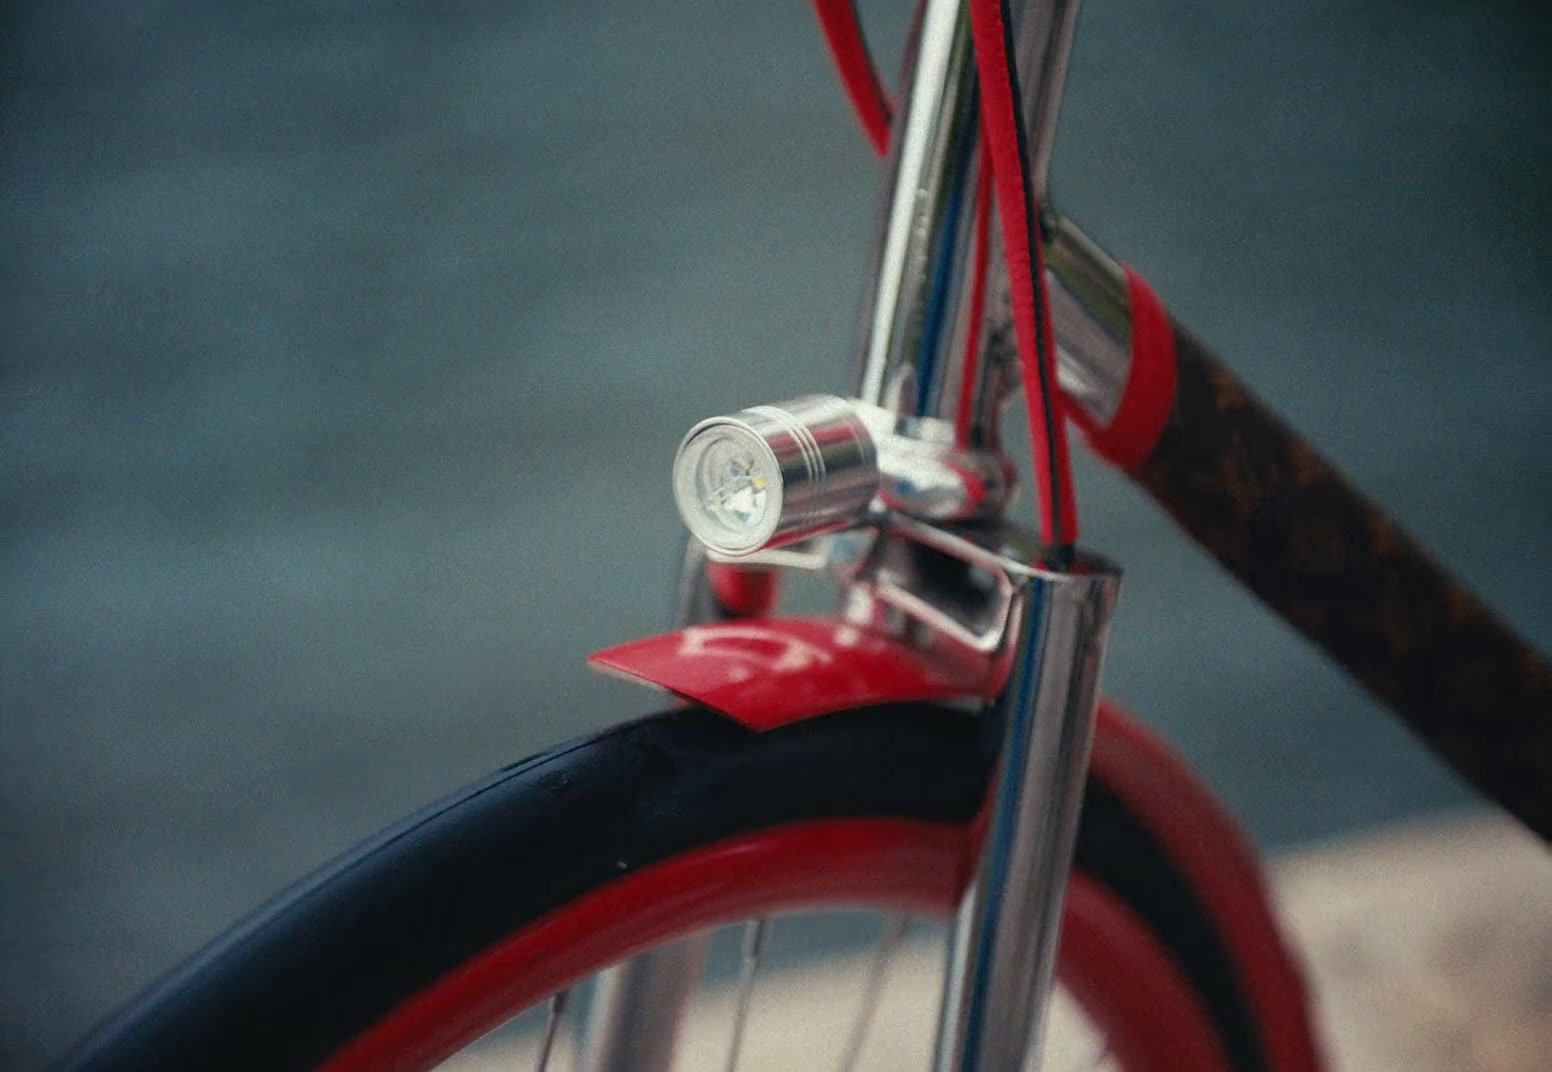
left=589, top=615, right=1000, bottom=730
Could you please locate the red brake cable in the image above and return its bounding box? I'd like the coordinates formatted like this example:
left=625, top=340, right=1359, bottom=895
left=811, top=0, right=894, bottom=157
left=966, top=0, right=1077, bottom=549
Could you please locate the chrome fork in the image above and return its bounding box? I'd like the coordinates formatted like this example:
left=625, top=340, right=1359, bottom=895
left=842, top=516, right=1117, bottom=1072
left=924, top=545, right=1117, bottom=1072
left=880, top=2, right=1122, bottom=1068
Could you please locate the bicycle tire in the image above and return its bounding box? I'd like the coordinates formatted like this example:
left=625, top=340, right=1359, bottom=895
left=57, top=702, right=1277, bottom=1072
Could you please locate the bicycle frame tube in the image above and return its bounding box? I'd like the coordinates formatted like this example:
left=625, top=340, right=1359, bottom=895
left=853, top=0, right=980, bottom=418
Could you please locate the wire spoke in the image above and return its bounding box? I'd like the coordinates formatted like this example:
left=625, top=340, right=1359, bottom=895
left=722, top=917, right=770, bottom=1072
left=534, top=989, right=570, bottom=1072
left=834, top=913, right=910, bottom=1072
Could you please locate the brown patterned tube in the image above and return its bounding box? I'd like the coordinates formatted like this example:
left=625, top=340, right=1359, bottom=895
left=1128, top=322, right=1552, bottom=839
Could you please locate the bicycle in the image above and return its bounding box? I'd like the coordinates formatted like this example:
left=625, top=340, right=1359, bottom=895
left=49, top=2, right=1548, bottom=1071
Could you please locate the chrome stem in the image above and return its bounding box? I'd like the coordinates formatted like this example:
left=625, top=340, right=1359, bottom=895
left=850, top=0, right=1133, bottom=452
left=854, top=0, right=981, bottom=420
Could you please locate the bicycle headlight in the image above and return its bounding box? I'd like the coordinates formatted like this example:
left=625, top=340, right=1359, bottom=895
left=673, top=395, right=879, bottom=557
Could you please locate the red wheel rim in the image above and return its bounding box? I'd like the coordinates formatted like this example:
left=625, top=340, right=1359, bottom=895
left=321, top=817, right=1233, bottom=1072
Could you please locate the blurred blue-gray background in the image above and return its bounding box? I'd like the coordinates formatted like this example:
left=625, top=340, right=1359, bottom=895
left=2, top=1, right=1547, bottom=1067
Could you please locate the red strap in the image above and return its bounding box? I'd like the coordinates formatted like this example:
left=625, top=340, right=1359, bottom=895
left=811, top=0, right=893, bottom=157
left=1068, top=267, right=1177, bottom=470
